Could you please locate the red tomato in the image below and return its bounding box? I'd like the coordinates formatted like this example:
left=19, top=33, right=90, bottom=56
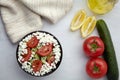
left=86, top=58, right=107, bottom=79
left=21, top=48, right=32, bottom=63
left=32, top=60, right=42, bottom=72
left=27, top=36, right=39, bottom=48
left=83, top=36, right=104, bottom=57
left=47, top=56, right=55, bottom=65
left=37, top=43, right=53, bottom=56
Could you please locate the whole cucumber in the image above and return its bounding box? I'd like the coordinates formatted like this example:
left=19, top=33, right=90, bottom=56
left=96, top=19, right=119, bottom=80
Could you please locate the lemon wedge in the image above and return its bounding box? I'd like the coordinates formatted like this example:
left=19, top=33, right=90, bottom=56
left=70, top=10, right=86, bottom=31
left=80, top=16, right=96, bottom=38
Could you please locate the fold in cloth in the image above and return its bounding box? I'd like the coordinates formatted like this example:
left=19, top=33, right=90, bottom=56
left=0, top=0, right=73, bottom=43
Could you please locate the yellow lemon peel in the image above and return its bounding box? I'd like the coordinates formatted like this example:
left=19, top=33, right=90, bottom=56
left=70, top=10, right=87, bottom=31
left=70, top=10, right=96, bottom=38
left=80, top=16, right=96, bottom=38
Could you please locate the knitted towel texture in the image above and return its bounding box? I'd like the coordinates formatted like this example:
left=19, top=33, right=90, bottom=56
left=0, top=0, right=73, bottom=43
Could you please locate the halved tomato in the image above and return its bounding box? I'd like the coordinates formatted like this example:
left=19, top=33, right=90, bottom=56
left=37, top=43, right=53, bottom=57
left=27, top=36, right=39, bottom=48
left=21, top=48, right=32, bottom=63
left=32, top=60, right=42, bottom=72
left=47, top=56, right=55, bottom=65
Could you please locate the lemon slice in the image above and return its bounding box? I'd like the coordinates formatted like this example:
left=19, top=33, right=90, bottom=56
left=70, top=10, right=86, bottom=31
left=80, top=16, right=96, bottom=38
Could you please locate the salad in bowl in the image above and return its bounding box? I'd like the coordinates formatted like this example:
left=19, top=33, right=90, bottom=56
left=16, top=31, right=62, bottom=76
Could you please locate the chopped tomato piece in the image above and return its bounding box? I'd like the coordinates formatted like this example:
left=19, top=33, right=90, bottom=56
left=32, top=60, right=42, bottom=72
left=27, top=36, right=39, bottom=48
left=47, top=56, right=55, bottom=65
left=21, top=48, right=32, bottom=63
left=37, top=43, right=53, bottom=56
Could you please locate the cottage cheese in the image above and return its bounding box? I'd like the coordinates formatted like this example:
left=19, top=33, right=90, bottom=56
left=17, top=31, right=62, bottom=76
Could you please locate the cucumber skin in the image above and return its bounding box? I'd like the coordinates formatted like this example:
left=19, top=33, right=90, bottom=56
left=96, top=19, right=119, bottom=80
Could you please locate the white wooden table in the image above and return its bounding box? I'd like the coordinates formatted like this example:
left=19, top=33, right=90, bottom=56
left=0, top=0, right=120, bottom=80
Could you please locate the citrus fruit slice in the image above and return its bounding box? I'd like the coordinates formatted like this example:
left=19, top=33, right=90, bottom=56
left=70, top=10, right=86, bottom=31
left=80, top=16, right=96, bottom=38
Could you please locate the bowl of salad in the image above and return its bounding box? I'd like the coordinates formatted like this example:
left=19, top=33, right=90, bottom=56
left=16, top=31, right=63, bottom=77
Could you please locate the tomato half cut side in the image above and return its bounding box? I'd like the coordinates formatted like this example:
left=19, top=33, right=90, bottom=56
left=32, top=60, right=42, bottom=72
left=47, top=56, right=55, bottom=66
left=37, top=43, right=53, bottom=57
left=27, top=36, right=39, bottom=48
left=21, top=48, right=32, bottom=63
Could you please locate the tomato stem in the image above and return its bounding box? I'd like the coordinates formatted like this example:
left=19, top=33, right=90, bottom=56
left=93, top=63, right=100, bottom=73
left=90, top=40, right=99, bottom=52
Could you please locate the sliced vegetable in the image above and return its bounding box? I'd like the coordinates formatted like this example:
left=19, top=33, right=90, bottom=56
left=27, top=36, right=39, bottom=48
left=70, top=10, right=86, bottom=31
left=96, top=19, right=119, bottom=80
left=37, top=43, right=53, bottom=56
left=34, top=54, right=40, bottom=60
left=47, top=56, right=55, bottom=65
left=32, top=60, right=42, bottom=72
left=41, top=56, right=47, bottom=64
left=31, top=48, right=38, bottom=53
left=21, top=48, right=32, bottom=63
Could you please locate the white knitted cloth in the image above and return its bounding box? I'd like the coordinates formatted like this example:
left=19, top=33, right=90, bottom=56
left=0, top=0, right=73, bottom=43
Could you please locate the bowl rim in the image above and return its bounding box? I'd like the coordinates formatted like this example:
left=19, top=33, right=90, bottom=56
left=16, top=30, right=63, bottom=77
